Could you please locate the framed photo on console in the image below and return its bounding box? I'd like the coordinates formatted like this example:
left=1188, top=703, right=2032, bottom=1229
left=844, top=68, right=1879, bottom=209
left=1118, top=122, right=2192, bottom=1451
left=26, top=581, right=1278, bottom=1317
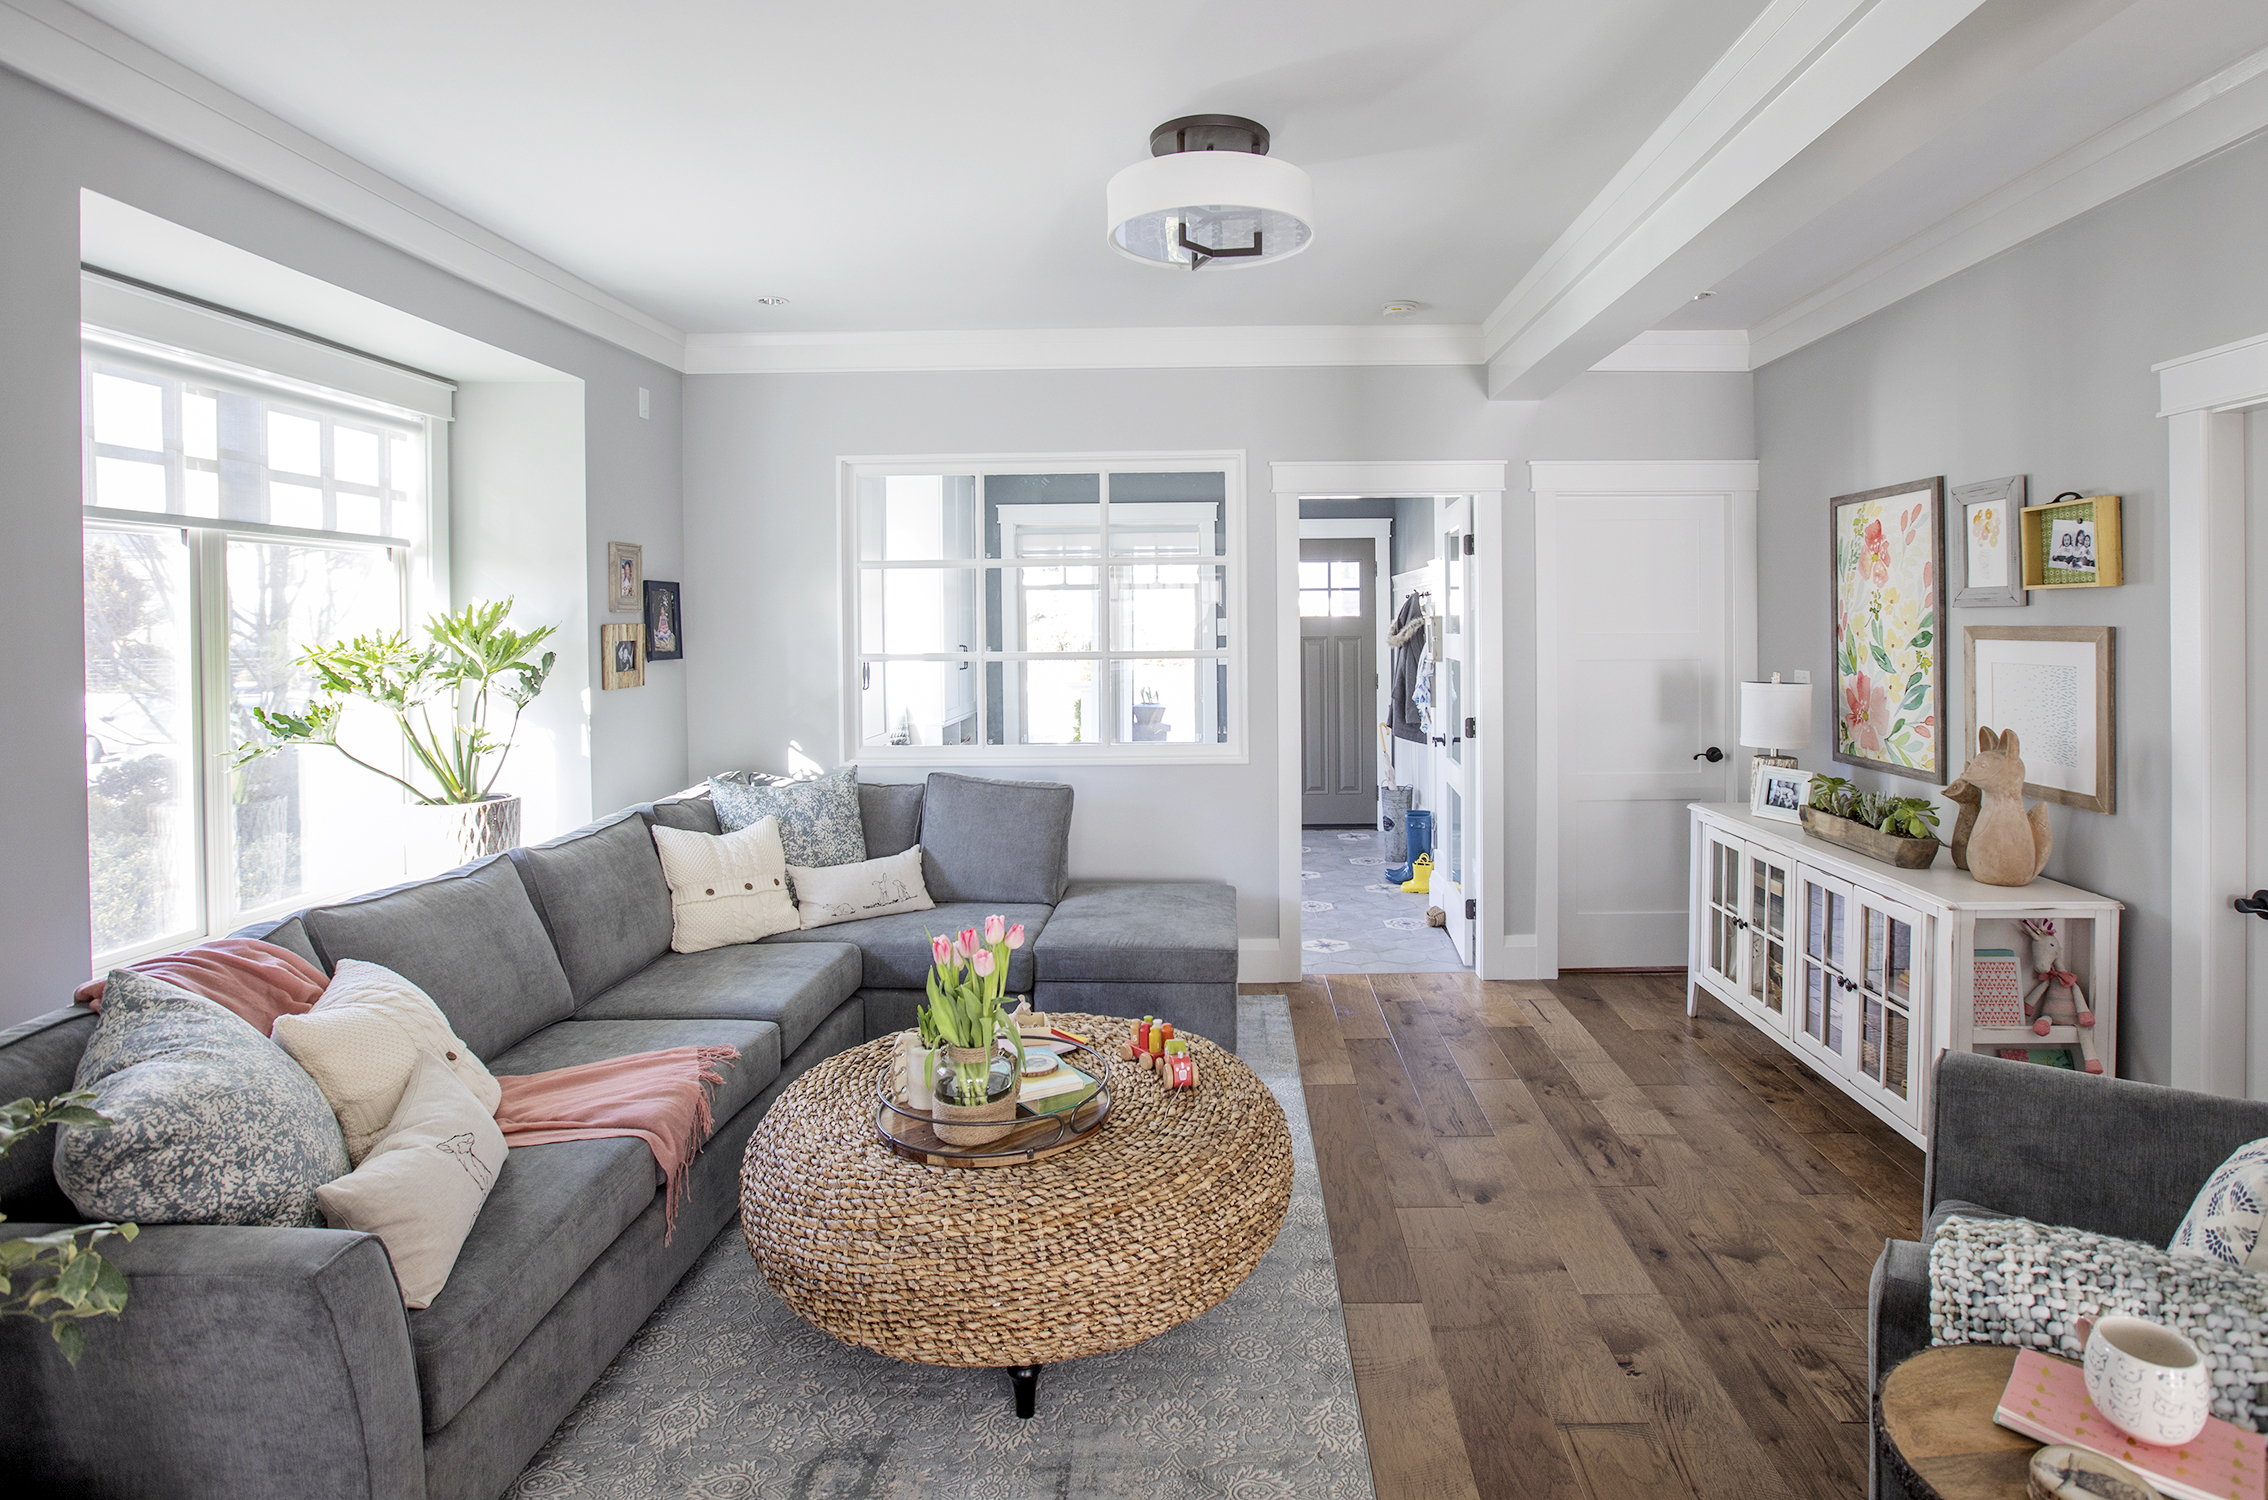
left=1831, top=476, right=1947, bottom=784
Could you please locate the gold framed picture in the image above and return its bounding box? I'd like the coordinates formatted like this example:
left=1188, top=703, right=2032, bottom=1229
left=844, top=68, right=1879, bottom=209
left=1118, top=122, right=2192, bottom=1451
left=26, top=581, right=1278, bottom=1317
left=2019, top=494, right=2122, bottom=590
left=600, top=622, right=645, bottom=690
left=606, top=542, right=644, bottom=615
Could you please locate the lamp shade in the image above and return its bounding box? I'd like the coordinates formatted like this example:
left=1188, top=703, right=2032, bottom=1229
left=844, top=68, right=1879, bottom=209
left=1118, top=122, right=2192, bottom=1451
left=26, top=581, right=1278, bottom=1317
left=1740, top=680, right=1813, bottom=751
left=1105, top=120, right=1313, bottom=270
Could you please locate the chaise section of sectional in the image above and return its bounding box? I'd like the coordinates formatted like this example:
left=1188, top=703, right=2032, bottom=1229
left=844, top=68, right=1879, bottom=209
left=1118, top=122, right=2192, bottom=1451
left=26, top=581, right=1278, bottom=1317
left=1031, top=880, right=1240, bottom=1048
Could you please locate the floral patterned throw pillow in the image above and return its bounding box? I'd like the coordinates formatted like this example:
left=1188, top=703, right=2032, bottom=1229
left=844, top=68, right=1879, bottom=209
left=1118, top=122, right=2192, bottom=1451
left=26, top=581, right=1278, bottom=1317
left=55, top=970, right=350, bottom=1226
left=707, top=763, right=866, bottom=869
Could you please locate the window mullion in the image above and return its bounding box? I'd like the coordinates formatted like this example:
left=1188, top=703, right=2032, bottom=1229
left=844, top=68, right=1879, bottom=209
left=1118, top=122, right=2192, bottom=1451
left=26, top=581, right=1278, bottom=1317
left=192, top=527, right=231, bottom=943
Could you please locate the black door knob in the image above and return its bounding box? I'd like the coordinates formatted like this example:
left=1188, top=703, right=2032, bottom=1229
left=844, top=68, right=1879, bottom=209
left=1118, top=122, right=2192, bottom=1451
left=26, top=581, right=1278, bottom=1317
left=1693, top=747, right=1725, bottom=763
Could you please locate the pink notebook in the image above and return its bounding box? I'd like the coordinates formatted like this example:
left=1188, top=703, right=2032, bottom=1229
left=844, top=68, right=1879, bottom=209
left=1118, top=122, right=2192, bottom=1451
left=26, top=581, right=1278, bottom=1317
left=1994, top=1347, right=2266, bottom=1500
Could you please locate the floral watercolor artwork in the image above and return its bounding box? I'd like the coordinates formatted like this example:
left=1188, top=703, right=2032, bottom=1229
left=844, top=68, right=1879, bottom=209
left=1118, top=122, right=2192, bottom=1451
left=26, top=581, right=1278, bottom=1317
left=1832, top=478, right=1945, bottom=783
left=1967, top=503, right=2005, bottom=588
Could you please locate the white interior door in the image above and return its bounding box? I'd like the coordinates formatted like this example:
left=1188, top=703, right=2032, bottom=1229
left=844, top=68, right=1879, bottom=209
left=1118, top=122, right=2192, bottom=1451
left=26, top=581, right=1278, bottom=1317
left=1433, top=497, right=1476, bottom=964
left=1555, top=492, right=1736, bottom=967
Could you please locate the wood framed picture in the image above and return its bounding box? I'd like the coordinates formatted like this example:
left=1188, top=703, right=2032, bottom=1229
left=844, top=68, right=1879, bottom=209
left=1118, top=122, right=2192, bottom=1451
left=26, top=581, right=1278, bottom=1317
left=2020, top=494, right=2123, bottom=590
left=1831, top=476, right=1947, bottom=785
left=1963, top=625, right=2114, bottom=813
left=1951, top=475, right=2027, bottom=608
left=643, top=580, right=682, bottom=661
left=606, top=542, right=643, bottom=615
left=600, top=622, right=645, bottom=689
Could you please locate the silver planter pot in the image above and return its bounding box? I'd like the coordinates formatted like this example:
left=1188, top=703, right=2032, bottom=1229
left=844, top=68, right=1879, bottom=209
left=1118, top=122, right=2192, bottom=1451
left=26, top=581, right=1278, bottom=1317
left=411, top=794, right=522, bottom=872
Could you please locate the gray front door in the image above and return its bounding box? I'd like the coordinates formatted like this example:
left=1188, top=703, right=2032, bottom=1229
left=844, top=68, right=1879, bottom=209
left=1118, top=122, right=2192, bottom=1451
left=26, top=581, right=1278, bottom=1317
left=1300, top=538, right=1379, bottom=825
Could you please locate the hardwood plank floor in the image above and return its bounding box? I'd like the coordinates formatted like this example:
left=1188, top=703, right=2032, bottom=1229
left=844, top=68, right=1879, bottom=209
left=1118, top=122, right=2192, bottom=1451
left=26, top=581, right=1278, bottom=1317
left=1248, top=972, right=1924, bottom=1500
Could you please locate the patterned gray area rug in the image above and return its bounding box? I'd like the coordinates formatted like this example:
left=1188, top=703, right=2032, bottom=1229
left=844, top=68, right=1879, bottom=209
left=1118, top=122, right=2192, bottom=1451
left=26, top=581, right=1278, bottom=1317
left=507, top=996, right=1376, bottom=1500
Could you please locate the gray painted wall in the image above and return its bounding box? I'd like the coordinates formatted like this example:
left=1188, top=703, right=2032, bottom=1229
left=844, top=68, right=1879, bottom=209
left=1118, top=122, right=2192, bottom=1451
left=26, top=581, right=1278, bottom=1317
left=1753, top=130, right=2268, bottom=1086
left=682, top=364, right=1753, bottom=950
left=0, top=68, right=687, bottom=1023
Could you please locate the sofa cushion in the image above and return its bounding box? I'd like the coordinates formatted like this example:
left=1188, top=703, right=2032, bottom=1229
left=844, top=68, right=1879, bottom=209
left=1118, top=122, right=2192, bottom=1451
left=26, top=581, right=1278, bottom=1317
left=0, top=1008, right=98, bottom=1220
left=859, top=781, right=924, bottom=859
left=709, top=765, right=865, bottom=868
left=571, top=941, right=860, bottom=1059
left=488, top=1017, right=782, bottom=1129
left=1032, top=880, right=1238, bottom=982
left=57, top=972, right=350, bottom=1228
left=651, top=819, right=799, bottom=951
left=788, top=846, right=934, bottom=930
left=405, top=1133, right=655, bottom=1433
left=919, top=773, right=1073, bottom=905
left=510, top=814, right=675, bottom=1004
left=232, top=913, right=322, bottom=969
left=763, top=902, right=1049, bottom=992
left=302, top=856, right=575, bottom=1061
left=644, top=795, right=721, bottom=835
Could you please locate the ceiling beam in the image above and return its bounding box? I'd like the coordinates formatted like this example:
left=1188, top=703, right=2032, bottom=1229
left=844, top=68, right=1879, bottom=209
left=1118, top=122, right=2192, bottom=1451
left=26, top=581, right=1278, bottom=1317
left=0, top=0, right=689, bottom=370
left=1479, top=0, right=2137, bottom=399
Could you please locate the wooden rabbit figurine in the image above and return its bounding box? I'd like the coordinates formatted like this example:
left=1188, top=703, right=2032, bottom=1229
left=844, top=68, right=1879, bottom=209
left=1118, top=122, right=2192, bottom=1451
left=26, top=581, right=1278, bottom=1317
left=2021, top=918, right=2100, bottom=1073
left=1945, top=727, right=2051, bottom=886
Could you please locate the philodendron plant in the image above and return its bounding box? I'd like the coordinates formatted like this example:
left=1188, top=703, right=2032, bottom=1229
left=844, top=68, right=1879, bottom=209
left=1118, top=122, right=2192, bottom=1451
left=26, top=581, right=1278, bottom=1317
left=0, top=1091, right=135, bottom=1365
left=918, top=917, right=1028, bottom=1106
left=235, top=599, right=557, bottom=805
left=1807, top=774, right=1942, bottom=841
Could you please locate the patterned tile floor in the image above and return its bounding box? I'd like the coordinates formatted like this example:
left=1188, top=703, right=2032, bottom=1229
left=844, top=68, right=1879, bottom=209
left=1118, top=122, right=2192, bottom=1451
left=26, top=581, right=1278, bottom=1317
left=1297, top=827, right=1468, bottom=975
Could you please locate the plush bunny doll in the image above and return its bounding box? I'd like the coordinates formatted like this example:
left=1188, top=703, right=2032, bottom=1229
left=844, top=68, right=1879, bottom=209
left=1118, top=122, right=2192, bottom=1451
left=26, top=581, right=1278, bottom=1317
left=2022, top=918, right=2101, bottom=1074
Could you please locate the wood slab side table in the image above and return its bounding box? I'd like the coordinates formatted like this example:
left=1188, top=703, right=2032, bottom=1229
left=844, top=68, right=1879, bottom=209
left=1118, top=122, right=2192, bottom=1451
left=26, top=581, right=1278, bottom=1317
left=1878, top=1345, right=2037, bottom=1499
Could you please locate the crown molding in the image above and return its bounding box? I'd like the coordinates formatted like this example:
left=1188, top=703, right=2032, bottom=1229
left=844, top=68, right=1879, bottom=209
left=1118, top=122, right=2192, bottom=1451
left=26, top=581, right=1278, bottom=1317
left=0, top=0, right=687, bottom=369
left=1588, top=329, right=1753, bottom=372
left=1753, top=43, right=2268, bottom=369
left=682, top=322, right=1484, bottom=375
left=1529, top=459, right=1760, bottom=494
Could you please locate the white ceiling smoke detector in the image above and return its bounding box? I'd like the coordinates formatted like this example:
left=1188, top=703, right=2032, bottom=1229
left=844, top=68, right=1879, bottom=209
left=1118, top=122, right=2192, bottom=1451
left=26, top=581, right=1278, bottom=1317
left=1105, top=115, right=1313, bottom=271
left=1381, top=301, right=1421, bottom=317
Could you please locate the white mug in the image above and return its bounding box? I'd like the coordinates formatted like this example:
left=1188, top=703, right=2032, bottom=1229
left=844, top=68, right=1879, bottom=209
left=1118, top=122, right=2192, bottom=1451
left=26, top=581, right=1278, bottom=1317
left=2076, top=1314, right=2213, bottom=1446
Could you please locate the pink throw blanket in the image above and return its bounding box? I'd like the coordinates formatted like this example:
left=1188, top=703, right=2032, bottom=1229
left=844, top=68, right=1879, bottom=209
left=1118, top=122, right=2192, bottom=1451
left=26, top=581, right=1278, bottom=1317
left=76, top=938, right=328, bottom=1034
left=494, top=1046, right=739, bottom=1241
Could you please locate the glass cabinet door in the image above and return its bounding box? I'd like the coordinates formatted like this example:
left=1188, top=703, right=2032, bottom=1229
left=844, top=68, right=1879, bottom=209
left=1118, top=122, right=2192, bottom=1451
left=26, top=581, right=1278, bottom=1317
left=1794, top=865, right=1854, bottom=1065
left=1699, top=827, right=1746, bottom=998
left=1852, top=891, right=1926, bottom=1122
left=1743, top=846, right=1792, bottom=1030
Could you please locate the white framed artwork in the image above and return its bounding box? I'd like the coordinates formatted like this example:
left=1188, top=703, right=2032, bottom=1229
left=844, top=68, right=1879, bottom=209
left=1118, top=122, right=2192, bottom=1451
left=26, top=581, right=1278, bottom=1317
left=1751, top=765, right=1813, bottom=823
left=1963, top=625, right=2114, bottom=813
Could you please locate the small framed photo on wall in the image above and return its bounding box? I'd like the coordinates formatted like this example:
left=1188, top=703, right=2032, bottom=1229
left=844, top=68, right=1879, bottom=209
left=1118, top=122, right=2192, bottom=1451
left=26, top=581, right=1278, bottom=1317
left=1951, top=475, right=2027, bottom=608
left=643, top=580, right=682, bottom=661
left=1751, top=765, right=1814, bottom=824
left=600, top=622, right=645, bottom=689
left=607, top=542, right=643, bottom=615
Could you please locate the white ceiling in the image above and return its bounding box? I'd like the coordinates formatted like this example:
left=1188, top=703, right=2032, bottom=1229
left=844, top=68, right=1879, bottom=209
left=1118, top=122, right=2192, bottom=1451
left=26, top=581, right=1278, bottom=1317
left=67, top=0, right=1776, bottom=335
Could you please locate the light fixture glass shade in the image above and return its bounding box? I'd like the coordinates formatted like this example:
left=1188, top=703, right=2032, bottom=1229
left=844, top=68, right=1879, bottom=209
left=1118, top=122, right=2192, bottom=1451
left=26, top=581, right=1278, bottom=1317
left=1740, top=680, right=1813, bottom=750
left=1105, top=152, right=1314, bottom=269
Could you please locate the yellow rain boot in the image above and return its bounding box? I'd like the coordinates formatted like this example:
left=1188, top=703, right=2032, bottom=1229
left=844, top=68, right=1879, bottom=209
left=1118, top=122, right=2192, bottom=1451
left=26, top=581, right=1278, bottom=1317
left=1401, top=854, right=1432, bottom=895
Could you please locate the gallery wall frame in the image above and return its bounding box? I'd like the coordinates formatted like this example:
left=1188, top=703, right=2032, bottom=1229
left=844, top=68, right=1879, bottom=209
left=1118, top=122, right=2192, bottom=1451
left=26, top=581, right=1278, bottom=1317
left=606, top=541, right=643, bottom=615
left=2020, top=493, right=2123, bottom=590
left=1963, top=624, right=2115, bottom=813
left=600, top=622, right=645, bottom=689
left=1950, top=475, right=2027, bottom=608
left=1830, top=476, right=1947, bottom=785
left=644, top=579, right=682, bottom=661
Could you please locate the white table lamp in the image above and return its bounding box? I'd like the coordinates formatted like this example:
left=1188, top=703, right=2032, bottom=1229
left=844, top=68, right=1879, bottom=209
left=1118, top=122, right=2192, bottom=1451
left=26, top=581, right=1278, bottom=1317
left=1741, top=674, right=1813, bottom=766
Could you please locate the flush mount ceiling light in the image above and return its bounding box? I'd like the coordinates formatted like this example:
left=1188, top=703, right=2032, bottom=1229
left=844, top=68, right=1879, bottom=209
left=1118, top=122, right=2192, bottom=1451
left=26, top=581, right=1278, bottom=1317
left=1106, top=115, right=1313, bottom=271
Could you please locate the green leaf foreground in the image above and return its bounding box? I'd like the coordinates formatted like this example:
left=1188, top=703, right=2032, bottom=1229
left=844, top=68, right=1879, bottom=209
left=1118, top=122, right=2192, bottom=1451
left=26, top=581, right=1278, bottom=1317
left=0, top=1091, right=135, bottom=1365
left=233, top=599, right=558, bottom=806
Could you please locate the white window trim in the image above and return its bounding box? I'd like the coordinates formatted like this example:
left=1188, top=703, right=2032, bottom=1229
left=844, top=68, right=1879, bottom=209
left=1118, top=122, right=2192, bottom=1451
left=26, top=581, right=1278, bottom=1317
left=837, top=451, right=1249, bottom=767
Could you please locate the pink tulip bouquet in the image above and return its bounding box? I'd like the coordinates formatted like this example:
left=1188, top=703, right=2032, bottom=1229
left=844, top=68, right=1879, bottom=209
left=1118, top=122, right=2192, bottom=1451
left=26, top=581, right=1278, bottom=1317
left=917, top=916, right=1027, bottom=1106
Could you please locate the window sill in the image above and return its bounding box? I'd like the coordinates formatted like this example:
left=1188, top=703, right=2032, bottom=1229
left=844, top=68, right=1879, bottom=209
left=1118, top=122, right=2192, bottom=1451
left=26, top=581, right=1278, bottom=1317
left=849, top=746, right=1250, bottom=769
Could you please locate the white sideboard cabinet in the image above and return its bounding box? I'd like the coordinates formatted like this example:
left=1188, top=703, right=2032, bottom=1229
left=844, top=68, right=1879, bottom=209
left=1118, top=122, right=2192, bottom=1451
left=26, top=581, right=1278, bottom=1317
left=1686, top=804, right=2121, bottom=1148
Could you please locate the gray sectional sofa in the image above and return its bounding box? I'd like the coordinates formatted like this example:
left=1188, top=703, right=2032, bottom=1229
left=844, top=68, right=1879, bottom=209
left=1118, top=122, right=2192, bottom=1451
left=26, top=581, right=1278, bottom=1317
left=1869, top=1050, right=2268, bottom=1500
left=0, top=771, right=1237, bottom=1500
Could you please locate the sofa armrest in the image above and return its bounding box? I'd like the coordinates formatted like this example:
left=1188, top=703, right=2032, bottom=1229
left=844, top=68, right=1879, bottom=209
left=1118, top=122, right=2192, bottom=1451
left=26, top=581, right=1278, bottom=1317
left=1926, top=1050, right=2268, bottom=1246
left=0, top=1223, right=424, bottom=1500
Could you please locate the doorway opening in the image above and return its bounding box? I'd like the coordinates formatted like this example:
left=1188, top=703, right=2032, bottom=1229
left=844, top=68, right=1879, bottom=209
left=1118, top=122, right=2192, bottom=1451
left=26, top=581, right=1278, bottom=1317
left=1296, top=497, right=1468, bottom=976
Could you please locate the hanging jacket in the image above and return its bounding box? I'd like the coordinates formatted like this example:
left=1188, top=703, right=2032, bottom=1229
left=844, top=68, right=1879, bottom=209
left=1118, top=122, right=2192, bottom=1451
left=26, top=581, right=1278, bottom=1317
left=1389, top=593, right=1427, bottom=743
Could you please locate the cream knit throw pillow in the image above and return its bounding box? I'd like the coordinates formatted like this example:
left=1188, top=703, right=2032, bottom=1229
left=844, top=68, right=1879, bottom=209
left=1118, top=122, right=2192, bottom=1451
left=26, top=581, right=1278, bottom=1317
left=272, top=959, right=501, bottom=1164
left=651, top=816, right=800, bottom=953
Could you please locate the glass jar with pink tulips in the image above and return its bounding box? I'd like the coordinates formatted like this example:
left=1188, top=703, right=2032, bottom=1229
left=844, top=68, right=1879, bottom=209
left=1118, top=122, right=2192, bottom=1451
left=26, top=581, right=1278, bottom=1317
left=917, top=916, right=1029, bottom=1145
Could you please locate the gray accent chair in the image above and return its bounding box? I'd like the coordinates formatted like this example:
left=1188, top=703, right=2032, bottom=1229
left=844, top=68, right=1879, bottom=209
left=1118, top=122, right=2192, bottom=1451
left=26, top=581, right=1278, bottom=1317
left=0, top=769, right=1240, bottom=1499
left=1870, top=1050, right=2268, bottom=1499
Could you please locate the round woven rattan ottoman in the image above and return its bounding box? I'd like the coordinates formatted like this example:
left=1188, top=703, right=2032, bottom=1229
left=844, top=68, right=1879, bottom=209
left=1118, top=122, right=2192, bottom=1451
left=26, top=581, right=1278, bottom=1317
left=739, top=1013, right=1293, bottom=1417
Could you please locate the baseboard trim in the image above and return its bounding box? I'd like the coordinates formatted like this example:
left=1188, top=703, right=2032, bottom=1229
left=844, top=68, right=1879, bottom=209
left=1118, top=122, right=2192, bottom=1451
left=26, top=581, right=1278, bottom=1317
left=1237, top=938, right=1300, bottom=986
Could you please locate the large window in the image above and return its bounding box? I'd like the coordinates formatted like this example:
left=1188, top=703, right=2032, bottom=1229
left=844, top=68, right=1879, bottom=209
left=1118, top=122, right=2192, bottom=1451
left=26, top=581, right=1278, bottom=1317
left=82, top=330, right=438, bottom=966
left=844, top=456, right=1243, bottom=762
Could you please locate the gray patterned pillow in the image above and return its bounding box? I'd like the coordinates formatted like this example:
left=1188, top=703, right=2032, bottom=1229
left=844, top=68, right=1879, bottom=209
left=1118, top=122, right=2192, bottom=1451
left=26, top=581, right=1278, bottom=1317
left=54, top=970, right=351, bottom=1227
left=707, top=763, right=866, bottom=868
